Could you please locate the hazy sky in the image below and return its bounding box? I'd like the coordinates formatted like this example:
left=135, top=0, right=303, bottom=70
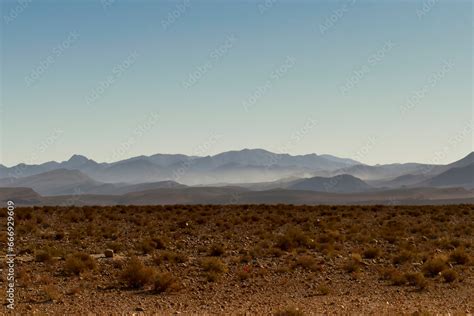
left=0, top=0, right=472, bottom=166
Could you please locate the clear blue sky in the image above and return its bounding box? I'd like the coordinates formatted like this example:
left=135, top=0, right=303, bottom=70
left=0, top=0, right=472, bottom=166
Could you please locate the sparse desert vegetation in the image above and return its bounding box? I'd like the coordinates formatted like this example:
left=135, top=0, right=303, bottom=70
left=0, top=204, right=473, bottom=314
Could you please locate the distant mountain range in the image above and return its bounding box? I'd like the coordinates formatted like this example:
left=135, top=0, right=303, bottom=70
left=0, top=169, right=186, bottom=196
left=0, top=149, right=472, bottom=205
left=0, top=149, right=361, bottom=185
left=421, top=164, right=474, bottom=189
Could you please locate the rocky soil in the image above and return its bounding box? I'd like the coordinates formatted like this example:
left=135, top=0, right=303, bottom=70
left=0, top=204, right=473, bottom=315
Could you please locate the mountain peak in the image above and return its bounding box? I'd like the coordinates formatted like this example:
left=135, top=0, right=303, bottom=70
left=62, top=154, right=96, bottom=169
left=447, top=152, right=474, bottom=168
left=68, top=154, right=89, bottom=163
left=288, top=174, right=371, bottom=193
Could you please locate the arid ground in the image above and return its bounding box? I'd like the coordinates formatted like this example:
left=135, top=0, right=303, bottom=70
left=1, top=204, right=473, bottom=315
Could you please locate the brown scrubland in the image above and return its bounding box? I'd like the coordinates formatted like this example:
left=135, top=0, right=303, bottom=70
left=1, top=204, right=473, bottom=315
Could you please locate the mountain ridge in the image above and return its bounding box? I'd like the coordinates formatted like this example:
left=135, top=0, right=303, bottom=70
left=1, top=151, right=472, bottom=193
left=1, top=149, right=362, bottom=184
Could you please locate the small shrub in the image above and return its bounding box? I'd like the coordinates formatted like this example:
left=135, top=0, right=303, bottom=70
left=343, top=253, right=363, bottom=273
left=152, top=272, right=179, bottom=293
left=389, top=270, right=406, bottom=286
left=53, top=231, right=65, bottom=240
left=392, top=250, right=413, bottom=265
left=137, top=236, right=167, bottom=254
left=422, top=257, right=448, bottom=277
left=379, top=267, right=396, bottom=280
left=205, top=271, right=219, bottom=282
left=64, top=253, right=96, bottom=275
left=441, top=269, right=457, bottom=283
left=66, top=286, right=82, bottom=296
left=153, top=251, right=187, bottom=265
left=152, top=236, right=167, bottom=249
left=295, top=255, right=320, bottom=271
left=200, top=258, right=227, bottom=273
left=344, top=259, right=360, bottom=273
left=136, top=239, right=154, bottom=254
left=351, top=253, right=363, bottom=263
left=363, top=247, right=380, bottom=259
left=317, top=283, right=330, bottom=295
left=35, top=250, right=52, bottom=263
left=121, top=257, right=156, bottom=288
left=106, top=241, right=123, bottom=253
left=209, top=244, right=225, bottom=257
left=269, top=247, right=284, bottom=257
left=449, top=249, right=470, bottom=265
left=239, top=253, right=252, bottom=263
left=237, top=269, right=251, bottom=281
left=42, top=285, right=60, bottom=302
left=275, top=227, right=312, bottom=251
left=404, top=272, right=427, bottom=289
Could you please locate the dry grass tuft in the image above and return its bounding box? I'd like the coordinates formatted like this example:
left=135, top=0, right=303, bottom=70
left=200, top=257, right=227, bottom=273
left=449, top=248, right=470, bottom=265
left=121, top=257, right=156, bottom=289
left=422, top=257, right=448, bottom=277
left=363, top=247, right=380, bottom=259
left=64, top=252, right=96, bottom=275
left=441, top=269, right=457, bottom=283
left=275, top=227, right=312, bottom=251
left=152, top=272, right=179, bottom=293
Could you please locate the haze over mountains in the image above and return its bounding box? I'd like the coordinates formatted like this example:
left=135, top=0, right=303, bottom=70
left=0, top=149, right=361, bottom=185
left=0, top=149, right=473, bottom=205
